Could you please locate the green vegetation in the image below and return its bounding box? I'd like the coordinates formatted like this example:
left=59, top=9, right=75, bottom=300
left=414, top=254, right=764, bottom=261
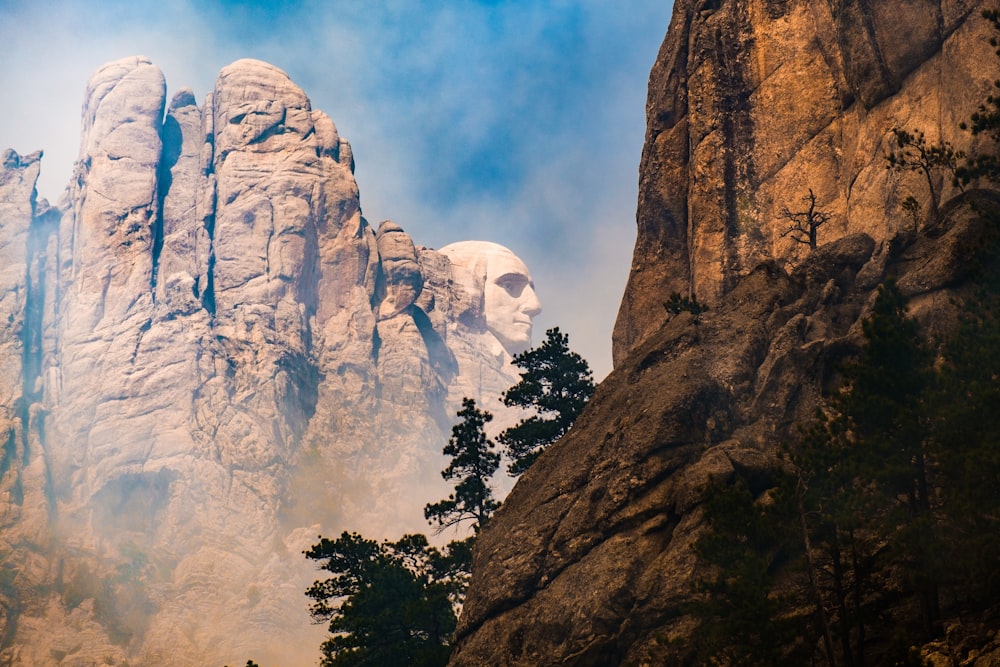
left=304, top=533, right=461, bottom=667
left=498, top=327, right=595, bottom=475
left=690, top=275, right=1000, bottom=666
left=664, top=292, right=708, bottom=316
left=689, top=477, right=803, bottom=666
left=885, top=128, right=964, bottom=223
left=424, top=398, right=501, bottom=533
left=956, top=10, right=1000, bottom=186
left=304, top=329, right=593, bottom=666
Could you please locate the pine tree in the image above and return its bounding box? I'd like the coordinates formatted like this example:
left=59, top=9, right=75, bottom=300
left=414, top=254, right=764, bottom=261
left=304, top=400, right=505, bottom=667
left=931, top=274, right=1000, bottom=603
left=424, top=398, right=501, bottom=532
left=304, top=532, right=458, bottom=667
left=782, top=281, right=940, bottom=664
left=499, top=327, right=595, bottom=475
left=785, top=416, right=884, bottom=667
left=839, top=282, right=941, bottom=635
left=691, top=476, right=807, bottom=666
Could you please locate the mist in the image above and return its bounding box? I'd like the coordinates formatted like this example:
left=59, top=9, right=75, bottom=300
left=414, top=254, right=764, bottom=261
left=0, top=1, right=674, bottom=664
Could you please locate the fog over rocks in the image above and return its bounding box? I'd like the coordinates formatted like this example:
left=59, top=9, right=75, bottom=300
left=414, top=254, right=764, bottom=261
left=0, top=56, right=539, bottom=666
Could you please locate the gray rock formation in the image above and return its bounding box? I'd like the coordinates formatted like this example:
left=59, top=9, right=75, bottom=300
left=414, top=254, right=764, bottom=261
left=0, top=57, right=541, bottom=666
left=451, top=1, right=1000, bottom=664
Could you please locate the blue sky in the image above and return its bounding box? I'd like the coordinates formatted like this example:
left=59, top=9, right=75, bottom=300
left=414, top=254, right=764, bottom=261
left=0, top=0, right=674, bottom=378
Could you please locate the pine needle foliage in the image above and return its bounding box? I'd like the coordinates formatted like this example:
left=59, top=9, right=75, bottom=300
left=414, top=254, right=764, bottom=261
left=304, top=532, right=460, bottom=667
left=499, top=327, right=595, bottom=475
left=424, top=398, right=501, bottom=532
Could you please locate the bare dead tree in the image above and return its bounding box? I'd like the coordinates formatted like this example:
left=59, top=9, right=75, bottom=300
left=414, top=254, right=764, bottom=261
left=780, top=189, right=830, bottom=250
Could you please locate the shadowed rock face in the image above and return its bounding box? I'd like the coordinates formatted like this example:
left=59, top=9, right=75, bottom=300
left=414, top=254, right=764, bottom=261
left=0, top=57, right=541, bottom=666
left=451, top=198, right=999, bottom=666
left=452, top=0, right=999, bottom=663
left=613, top=0, right=995, bottom=366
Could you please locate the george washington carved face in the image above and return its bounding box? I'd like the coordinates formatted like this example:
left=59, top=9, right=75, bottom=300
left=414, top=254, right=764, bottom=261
left=439, top=241, right=542, bottom=356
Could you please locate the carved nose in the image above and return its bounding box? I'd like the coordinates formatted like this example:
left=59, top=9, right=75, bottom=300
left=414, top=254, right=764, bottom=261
left=523, top=286, right=542, bottom=317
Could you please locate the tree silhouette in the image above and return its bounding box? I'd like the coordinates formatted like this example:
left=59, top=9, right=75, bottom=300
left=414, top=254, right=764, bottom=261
left=885, top=128, right=963, bottom=224
left=780, top=189, right=830, bottom=249
left=424, top=398, right=501, bottom=532
left=499, top=327, right=595, bottom=475
left=304, top=532, right=458, bottom=667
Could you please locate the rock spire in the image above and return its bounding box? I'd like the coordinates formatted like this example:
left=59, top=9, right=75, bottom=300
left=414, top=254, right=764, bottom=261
left=0, top=57, right=540, bottom=665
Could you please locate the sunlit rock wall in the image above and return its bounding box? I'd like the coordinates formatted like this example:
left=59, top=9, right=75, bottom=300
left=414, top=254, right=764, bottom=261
left=613, top=0, right=997, bottom=364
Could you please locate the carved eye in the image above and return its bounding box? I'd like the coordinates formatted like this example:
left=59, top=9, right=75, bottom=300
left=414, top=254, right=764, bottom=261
left=496, top=273, right=530, bottom=297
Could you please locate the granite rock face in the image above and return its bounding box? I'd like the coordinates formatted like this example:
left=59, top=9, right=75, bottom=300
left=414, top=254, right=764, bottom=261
left=451, top=200, right=997, bottom=666
left=0, top=57, right=539, bottom=666
left=452, top=1, right=1000, bottom=663
left=613, top=0, right=997, bottom=365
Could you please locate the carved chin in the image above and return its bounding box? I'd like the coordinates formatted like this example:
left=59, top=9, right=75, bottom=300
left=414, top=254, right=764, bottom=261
left=492, top=329, right=531, bottom=355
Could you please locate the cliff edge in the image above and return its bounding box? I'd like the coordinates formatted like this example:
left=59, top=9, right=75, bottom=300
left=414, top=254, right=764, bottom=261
left=452, top=1, right=1000, bottom=664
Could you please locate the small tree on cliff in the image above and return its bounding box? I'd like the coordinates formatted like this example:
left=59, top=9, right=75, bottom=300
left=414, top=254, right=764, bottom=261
left=424, top=398, right=501, bottom=532
left=780, top=188, right=830, bottom=250
left=885, top=128, right=964, bottom=224
left=499, top=327, right=595, bottom=476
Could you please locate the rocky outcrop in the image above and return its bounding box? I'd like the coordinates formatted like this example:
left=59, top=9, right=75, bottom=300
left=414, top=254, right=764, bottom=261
left=0, top=150, right=55, bottom=644
left=0, top=57, right=541, bottom=666
left=454, top=0, right=1000, bottom=663
left=613, top=0, right=996, bottom=365
left=451, top=196, right=997, bottom=666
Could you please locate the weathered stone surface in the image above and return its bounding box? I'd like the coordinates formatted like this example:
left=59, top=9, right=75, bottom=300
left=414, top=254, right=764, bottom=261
left=453, top=1, right=1000, bottom=663
left=0, top=58, right=543, bottom=666
left=0, top=149, right=36, bottom=463
left=157, top=88, right=211, bottom=309
left=613, top=0, right=995, bottom=365
left=375, top=220, right=423, bottom=320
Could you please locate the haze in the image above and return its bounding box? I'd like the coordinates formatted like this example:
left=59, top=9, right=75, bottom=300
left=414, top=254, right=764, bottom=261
left=0, top=0, right=675, bottom=379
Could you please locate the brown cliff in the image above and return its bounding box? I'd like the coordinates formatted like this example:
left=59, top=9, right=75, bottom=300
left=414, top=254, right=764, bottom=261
left=613, top=0, right=995, bottom=365
left=453, top=1, right=1000, bottom=664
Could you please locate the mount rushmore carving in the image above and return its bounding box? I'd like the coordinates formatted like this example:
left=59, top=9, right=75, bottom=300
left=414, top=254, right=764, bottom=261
left=0, top=56, right=540, bottom=666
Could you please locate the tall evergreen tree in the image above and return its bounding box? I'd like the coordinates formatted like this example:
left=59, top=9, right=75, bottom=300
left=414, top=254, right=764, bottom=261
left=424, top=398, right=501, bottom=532
left=779, top=281, right=940, bottom=666
left=839, top=282, right=940, bottom=634
left=785, top=416, right=885, bottom=667
left=499, top=327, right=595, bottom=475
left=690, top=475, right=808, bottom=667
left=304, top=399, right=507, bottom=667
left=931, top=273, right=1000, bottom=603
